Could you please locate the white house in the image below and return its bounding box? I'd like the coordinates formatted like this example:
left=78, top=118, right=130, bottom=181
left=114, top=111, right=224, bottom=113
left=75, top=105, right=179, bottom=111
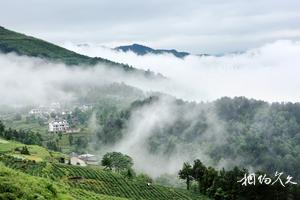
left=29, top=109, right=42, bottom=115
left=70, top=156, right=87, bottom=166
left=79, top=105, right=93, bottom=112
left=78, top=154, right=98, bottom=165
left=48, top=120, right=69, bottom=133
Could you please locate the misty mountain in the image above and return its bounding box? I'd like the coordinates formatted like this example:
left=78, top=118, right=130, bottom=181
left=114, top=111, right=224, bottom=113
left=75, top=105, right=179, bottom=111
left=92, top=95, right=300, bottom=180
left=115, top=43, right=191, bottom=58
left=0, top=26, right=161, bottom=78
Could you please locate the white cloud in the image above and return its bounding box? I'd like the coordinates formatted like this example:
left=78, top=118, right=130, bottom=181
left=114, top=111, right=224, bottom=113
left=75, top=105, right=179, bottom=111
left=64, top=40, right=300, bottom=103
left=2, top=0, right=300, bottom=53
left=0, top=53, right=155, bottom=106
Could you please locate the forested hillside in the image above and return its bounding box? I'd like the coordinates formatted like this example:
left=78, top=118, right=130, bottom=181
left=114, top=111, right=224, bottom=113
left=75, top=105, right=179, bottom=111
left=1, top=24, right=299, bottom=200
left=0, top=26, right=162, bottom=79
left=0, top=27, right=114, bottom=66
left=92, top=96, right=300, bottom=180
left=115, top=44, right=190, bottom=58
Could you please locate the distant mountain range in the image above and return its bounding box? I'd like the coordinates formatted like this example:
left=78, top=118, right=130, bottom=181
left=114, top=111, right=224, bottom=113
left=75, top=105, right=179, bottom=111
left=114, top=43, right=191, bottom=58
left=0, top=26, right=164, bottom=79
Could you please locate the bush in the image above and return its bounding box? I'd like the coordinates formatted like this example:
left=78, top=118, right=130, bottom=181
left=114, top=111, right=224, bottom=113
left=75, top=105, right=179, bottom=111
left=20, top=146, right=30, bottom=155
left=136, top=173, right=153, bottom=183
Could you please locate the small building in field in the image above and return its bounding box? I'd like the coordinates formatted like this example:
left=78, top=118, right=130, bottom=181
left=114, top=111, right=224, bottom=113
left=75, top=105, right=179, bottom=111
left=48, top=120, right=69, bottom=133
left=70, top=156, right=87, bottom=166
left=78, top=154, right=98, bottom=165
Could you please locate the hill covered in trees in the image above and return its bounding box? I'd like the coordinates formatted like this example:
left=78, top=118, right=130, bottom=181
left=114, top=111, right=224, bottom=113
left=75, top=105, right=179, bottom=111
left=1, top=118, right=300, bottom=199
left=1, top=25, right=299, bottom=200
left=177, top=159, right=300, bottom=200
left=0, top=26, right=115, bottom=66
left=91, top=96, right=300, bottom=181
left=115, top=43, right=190, bottom=58
left=0, top=26, right=162, bottom=79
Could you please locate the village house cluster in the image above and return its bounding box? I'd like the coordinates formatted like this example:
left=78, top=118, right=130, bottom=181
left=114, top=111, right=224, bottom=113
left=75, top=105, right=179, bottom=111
left=27, top=102, right=92, bottom=134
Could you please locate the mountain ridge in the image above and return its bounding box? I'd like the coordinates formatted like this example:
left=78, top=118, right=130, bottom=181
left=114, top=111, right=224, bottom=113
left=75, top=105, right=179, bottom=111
left=0, top=26, right=116, bottom=66
left=115, top=43, right=190, bottom=58
left=0, top=26, right=163, bottom=79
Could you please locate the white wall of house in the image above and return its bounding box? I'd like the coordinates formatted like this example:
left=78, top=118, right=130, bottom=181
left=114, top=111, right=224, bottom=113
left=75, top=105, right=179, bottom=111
left=48, top=120, right=69, bottom=132
left=70, top=157, right=87, bottom=166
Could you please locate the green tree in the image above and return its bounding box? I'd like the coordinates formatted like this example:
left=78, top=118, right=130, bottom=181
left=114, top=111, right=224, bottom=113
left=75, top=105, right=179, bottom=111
left=192, top=159, right=207, bottom=193
left=0, top=121, right=5, bottom=136
left=136, top=173, right=153, bottom=183
left=20, top=146, right=30, bottom=155
left=101, top=152, right=133, bottom=172
left=121, top=168, right=136, bottom=179
left=178, top=162, right=193, bottom=190
left=68, top=134, right=73, bottom=145
left=75, top=137, right=88, bottom=149
left=101, top=155, right=112, bottom=170
left=203, top=166, right=218, bottom=193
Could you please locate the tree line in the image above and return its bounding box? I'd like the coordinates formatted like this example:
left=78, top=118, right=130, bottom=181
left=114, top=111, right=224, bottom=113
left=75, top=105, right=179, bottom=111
left=179, top=159, right=300, bottom=200
left=0, top=121, right=42, bottom=145
left=101, top=152, right=153, bottom=183
left=93, top=96, right=300, bottom=181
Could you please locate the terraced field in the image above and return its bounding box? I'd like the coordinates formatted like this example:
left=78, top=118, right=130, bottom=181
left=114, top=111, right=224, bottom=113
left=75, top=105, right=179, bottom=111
left=1, top=156, right=208, bottom=200
left=0, top=163, right=127, bottom=200
left=56, top=164, right=198, bottom=200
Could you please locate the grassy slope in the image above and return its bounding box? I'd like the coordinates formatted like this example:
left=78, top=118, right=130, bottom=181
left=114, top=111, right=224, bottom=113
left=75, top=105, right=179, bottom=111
left=0, top=26, right=133, bottom=70
left=4, top=160, right=209, bottom=200
left=0, top=138, right=65, bottom=161
left=0, top=138, right=209, bottom=200
left=4, top=118, right=48, bottom=134
left=0, top=163, right=127, bottom=200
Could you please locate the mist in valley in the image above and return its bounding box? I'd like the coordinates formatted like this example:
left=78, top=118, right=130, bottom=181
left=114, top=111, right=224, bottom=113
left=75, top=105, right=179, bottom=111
left=64, top=40, right=300, bottom=102
left=1, top=40, right=300, bottom=179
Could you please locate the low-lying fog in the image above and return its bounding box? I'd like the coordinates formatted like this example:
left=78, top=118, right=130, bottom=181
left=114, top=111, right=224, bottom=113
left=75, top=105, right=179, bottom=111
left=1, top=39, right=300, bottom=177
left=64, top=40, right=300, bottom=103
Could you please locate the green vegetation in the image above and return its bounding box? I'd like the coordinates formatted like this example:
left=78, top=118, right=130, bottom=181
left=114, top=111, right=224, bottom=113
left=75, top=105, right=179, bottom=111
left=212, top=97, right=300, bottom=179
left=0, top=155, right=208, bottom=200
left=0, top=130, right=207, bottom=200
left=101, top=152, right=133, bottom=172
left=179, top=162, right=193, bottom=190
left=0, top=26, right=127, bottom=68
left=3, top=116, right=48, bottom=134
left=0, top=121, right=43, bottom=145
left=0, top=138, right=65, bottom=162
left=0, top=163, right=128, bottom=200
left=1, top=83, right=147, bottom=154
left=115, top=44, right=190, bottom=58
left=0, top=26, right=164, bottom=81
left=178, top=159, right=300, bottom=200
left=92, top=96, right=300, bottom=181
left=0, top=163, right=72, bottom=200
left=2, top=24, right=299, bottom=199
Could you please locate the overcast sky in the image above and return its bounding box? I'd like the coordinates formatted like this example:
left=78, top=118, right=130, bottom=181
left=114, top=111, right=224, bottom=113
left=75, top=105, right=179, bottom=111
left=1, top=0, right=300, bottom=54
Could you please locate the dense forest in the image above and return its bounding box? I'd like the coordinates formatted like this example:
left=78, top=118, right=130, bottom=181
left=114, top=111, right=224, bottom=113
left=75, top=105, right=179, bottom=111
left=0, top=121, right=42, bottom=145
left=178, top=159, right=300, bottom=200
left=3, top=91, right=299, bottom=183
left=1, top=118, right=299, bottom=199
left=92, top=95, right=300, bottom=181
